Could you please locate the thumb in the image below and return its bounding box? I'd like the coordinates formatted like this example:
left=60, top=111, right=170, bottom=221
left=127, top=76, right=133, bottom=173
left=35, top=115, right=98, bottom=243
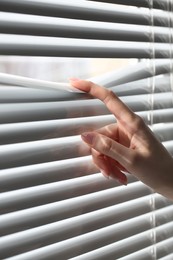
left=81, top=132, right=134, bottom=171
left=69, top=78, right=91, bottom=93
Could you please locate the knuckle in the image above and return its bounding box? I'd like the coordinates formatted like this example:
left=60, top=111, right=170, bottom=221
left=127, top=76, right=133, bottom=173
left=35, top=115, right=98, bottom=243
left=86, top=81, right=95, bottom=93
left=88, top=80, right=94, bottom=87
left=128, top=152, right=140, bottom=169
left=91, top=148, right=102, bottom=158
left=101, top=138, right=113, bottom=155
left=103, top=90, right=116, bottom=104
left=134, top=115, right=145, bottom=130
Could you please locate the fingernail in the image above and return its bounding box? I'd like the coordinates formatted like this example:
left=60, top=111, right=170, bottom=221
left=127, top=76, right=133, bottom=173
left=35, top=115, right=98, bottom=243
left=69, top=78, right=81, bottom=82
left=110, top=174, right=127, bottom=186
left=100, top=170, right=109, bottom=179
left=118, top=177, right=128, bottom=186
left=81, top=132, right=94, bottom=145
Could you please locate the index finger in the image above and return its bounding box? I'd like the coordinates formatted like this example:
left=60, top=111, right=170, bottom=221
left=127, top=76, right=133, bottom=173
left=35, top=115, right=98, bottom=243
left=70, top=79, right=137, bottom=125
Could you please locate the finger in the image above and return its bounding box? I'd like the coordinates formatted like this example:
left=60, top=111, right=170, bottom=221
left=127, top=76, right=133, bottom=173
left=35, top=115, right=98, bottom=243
left=91, top=149, right=110, bottom=178
left=114, top=161, right=130, bottom=173
left=91, top=149, right=127, bottom=185
left=92, top=149, right=129, bottom=174
left=96, top=124, right=119, bottom=141
left=96, top=123, right=130, bottom=148
left=70, top=79, right=136, bottom=126
left=81, top=131, right=135, bottom=172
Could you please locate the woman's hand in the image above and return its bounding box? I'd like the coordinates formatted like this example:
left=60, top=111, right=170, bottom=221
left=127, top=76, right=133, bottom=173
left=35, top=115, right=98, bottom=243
left=70, top=79, right=173, bottom=200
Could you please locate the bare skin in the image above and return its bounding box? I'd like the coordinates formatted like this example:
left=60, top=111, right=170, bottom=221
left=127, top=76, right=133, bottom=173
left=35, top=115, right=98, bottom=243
left=70, top=79, right=173, bottom=201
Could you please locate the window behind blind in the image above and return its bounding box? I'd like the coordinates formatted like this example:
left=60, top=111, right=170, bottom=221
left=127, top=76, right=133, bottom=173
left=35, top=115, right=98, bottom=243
left=0, top=0, right=173, bottom=259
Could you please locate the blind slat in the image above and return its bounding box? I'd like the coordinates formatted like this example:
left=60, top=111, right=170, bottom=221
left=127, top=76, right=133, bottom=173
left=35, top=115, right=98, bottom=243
left=1, top=129, right=173, bottom=170
left=0, top=193, right=166, bottom=237
left=6, top=222, right=173, bottom=260
left=69, top=222, right=173, bottom=260
left=0, top=60, right=171, bottom=90
left=152, top=123, right=173, bottom=142
left=1, top=92, right=173, bottom=123
left=0, top=72, right=76, bottom=92
left=138, top=109, right=173, bottom=124
left=2, top=207, right=172, bottom=259
left=119, top=248, right=153, bottom=260
left=0, top=74, right=171, bottom=103
left=0, top=174, right=117, bottom=214
left=0, top=181, right=150, bottom=214
left=0, top=12, right=170, bottom=42
left=0, top=174, right=137, bottom=215
left=91, top=59, right=171, bottom=87
left=0, top=115, right=115, bottom=145
left=0, top=35, right=172, bottom=57
left=162, top=141, right=173, bottom=156
left=0, top=156, right=96, bottom=192
left=1, top=109, right=173, bottom=145
left=0, top=136, right=89, bottom=169
left=0, top=217, right=150, bottom=259
left=91, top=0, right=168, bottom=10
left=119, top=238, right=173, bottom=260
left=0, top=122, right=172, bottom=189
left=159, top=253, right=173, bottom=260
left=113, top=75, right=170, bottom=96
left=156, top=238, right=173, bottom=258
left=0, top=0, right=169, bottom=26
left=0, top=86, right=86, bottom=103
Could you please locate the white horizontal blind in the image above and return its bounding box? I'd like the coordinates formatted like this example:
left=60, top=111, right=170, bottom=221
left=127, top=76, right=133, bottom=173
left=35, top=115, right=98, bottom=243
left=0, top=0, right=173, bottom=259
